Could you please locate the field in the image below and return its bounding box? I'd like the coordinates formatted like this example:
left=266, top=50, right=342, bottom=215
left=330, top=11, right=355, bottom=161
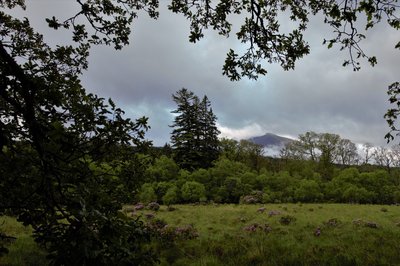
left=141, top=204, right=400, bottom=266
left=2, top=204, right=400, bottom=265
left=0, top=216, right=47, bottom=266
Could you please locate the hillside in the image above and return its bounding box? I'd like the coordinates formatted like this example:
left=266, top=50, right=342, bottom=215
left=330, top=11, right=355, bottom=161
left=248, top=133, right=293, bottom=147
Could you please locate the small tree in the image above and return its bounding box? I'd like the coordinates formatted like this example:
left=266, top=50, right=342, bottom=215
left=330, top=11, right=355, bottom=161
left=336, top=138, right=359, bottom=165
left=373, top=146, right=393, bottom=172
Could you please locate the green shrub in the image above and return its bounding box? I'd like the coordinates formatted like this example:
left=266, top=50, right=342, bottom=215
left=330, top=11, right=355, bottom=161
left=294, top=179, right=323, bottom=202
left=162, top=186, right=179, bottom=206
left=181, top=181, right=206, bottom=203
left=138, top=183, right=157, bottom=204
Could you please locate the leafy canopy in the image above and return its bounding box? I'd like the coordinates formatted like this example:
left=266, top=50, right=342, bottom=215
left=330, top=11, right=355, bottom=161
left=0, top=0, right=156, bottom=264
left=169, top=0, right=399, bottom=80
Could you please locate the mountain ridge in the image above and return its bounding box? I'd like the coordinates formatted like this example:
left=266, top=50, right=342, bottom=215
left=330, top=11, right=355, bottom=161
left=248, top=133, right=294, bottom=147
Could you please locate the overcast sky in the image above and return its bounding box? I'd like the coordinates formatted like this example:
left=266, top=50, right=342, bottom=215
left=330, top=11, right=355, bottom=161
left=15, top=1, right=400, bottom=147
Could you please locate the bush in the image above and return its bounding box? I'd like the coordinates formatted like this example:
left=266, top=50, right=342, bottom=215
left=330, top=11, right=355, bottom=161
left=342, top=185, right=374, bottom=203
left=223, top=177, right=245, bottom=203
left=262, top=191, right=272, bottom=203
left=145, top=155, right=179, bottom=182
left=154, top=182, right=174, bottom=203
left=294, top=179, right=323, bottom=202
left=148, top=220, right=199, bottom=242
left=162, top=186, right=179, bottom=206
left=138, top=183, right=157, bottom=204
left=181, top=181, right=206, bottom=203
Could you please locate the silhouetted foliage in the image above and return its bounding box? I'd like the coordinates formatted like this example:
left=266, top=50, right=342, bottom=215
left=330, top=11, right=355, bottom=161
left=0, top=1, right=156, bottom=264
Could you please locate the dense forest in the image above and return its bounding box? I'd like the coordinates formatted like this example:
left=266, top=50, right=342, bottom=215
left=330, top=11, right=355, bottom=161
left=140, top=128, right=400, bottom=206
left=140, top=146, right=400, bottom=205
left=132, top=88, right=400, bottom=206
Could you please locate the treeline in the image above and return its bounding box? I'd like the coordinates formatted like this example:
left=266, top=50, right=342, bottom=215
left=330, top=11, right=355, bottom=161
left=281, top=131, right=400, bottom=171
left=137, top=89, right=400, bottom=205
left=138, top=143, right=400, bottom=205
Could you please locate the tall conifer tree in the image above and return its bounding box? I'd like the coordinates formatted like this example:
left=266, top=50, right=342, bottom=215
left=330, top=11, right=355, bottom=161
left=199, top=96, right=220, bottom=168
left=170, top=88, right=220, bottom=170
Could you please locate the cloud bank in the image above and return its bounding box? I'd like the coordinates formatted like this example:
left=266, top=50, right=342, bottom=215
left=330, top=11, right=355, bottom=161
left=19, top=1, right=400, bottom=146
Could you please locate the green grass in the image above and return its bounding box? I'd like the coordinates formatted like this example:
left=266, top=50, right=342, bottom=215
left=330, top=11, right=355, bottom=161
left=0, top=216, right=48, bottom=266
left=2, top=204, right=400, bottom=265
left=138, top=204, right=400, bottom=266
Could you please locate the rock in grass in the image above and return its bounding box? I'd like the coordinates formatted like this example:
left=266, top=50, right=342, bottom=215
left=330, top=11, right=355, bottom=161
left=352, top=219, right=379, bottom=229
left=243, top=223, right=260, bottom=232
left=325, top=218, right=341, bottom=227
left=279, top=215, right=296, bottom=225
left=268, top=210, right=282, bottom=217
left=134, top=203, right=145, bottom=210
left=364, top=221, right=379, bottom=228
left=175, top=225, right=199, bottom=239
left=257, top=207, right=266, bottom=213
left=145, top=213, right=155, bottom=219
left=147, top=202, right=160, bottom=211
left=352, top=219, right=363, bottom=226
left=243, top=223, right=272, bottom=233
left=263, top=224, right=273, bottom=232
left=148, top=218, right=168, bottom=230
left=240, top=195, right=259, bottom=204
left=238, top=217, right=247, bottom=223
left=167, top=206, right=176, bottom=211
left=123, top=206, right=136, bottom=213
left=314, top=227, right=321, bottom=237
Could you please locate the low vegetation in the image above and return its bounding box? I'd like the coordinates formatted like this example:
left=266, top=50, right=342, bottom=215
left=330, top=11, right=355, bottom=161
left=138, top=154, right=400, bottom=205
left=139, top=204, right=400, bottom=266
left=0, top=216, right=47, bottom=266
left=3, top=203, right=400, bottom=265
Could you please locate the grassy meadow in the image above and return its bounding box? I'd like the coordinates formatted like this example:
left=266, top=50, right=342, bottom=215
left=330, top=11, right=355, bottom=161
left=138, top=204, right=400, bottom=266
left=2, top=204, right=400, bottom=265
left=0, top=216, right=47, bottom=266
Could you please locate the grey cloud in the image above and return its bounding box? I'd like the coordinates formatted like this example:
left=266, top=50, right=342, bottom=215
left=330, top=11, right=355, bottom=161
left=18, top=1, right=400, bottom=146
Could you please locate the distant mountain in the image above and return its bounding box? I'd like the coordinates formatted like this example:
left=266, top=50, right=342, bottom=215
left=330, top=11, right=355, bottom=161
left=248, top=133, right=294, bottom=148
